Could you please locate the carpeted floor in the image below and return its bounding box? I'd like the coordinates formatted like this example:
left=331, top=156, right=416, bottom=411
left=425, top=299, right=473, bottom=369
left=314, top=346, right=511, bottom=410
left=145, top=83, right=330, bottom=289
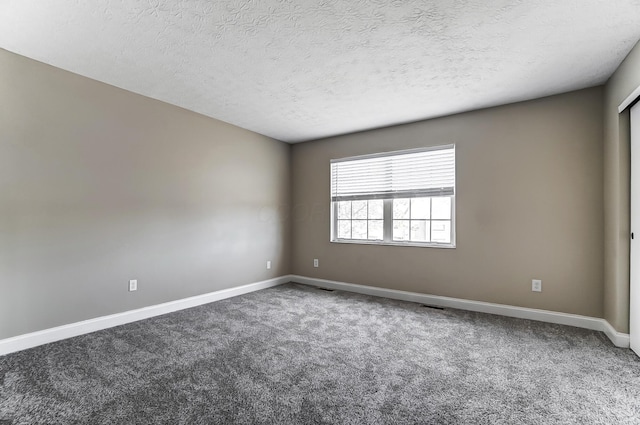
left=1, top=282, right=639, bottom=424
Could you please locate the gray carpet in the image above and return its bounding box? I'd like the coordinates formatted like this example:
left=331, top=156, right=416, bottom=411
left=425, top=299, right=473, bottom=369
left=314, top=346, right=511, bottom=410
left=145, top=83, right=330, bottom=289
left=1, top=282, right=639, bottom=424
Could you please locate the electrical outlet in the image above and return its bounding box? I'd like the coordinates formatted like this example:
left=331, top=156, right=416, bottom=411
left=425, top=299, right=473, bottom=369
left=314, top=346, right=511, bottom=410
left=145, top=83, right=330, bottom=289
left=266, top=260, right=271, bottom=270
left=313, top=259, right=319, bottom=268
left=129, top=279, right=138, bottom=292
left=532, top=279, right=542, bottom=292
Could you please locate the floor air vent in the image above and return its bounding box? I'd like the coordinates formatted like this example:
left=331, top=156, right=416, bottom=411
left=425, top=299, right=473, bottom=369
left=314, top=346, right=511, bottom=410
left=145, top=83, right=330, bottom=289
left=421, top=304, right=444, bottom=310
left=315, top=287, right=335, bottom=292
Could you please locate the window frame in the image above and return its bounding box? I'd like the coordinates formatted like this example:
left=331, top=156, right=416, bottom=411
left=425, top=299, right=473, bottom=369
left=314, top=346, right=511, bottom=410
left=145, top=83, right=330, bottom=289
left=330, top=146, right=456, bottom=249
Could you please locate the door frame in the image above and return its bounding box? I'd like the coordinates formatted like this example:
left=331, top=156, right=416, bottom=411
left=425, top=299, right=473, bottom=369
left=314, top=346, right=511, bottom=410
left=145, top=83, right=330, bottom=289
left=630, top=102, right=640, bottom=356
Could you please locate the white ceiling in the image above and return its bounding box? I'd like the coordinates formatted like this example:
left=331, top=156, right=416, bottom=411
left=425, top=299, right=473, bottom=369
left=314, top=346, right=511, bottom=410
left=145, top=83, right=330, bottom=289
left=1, top=1, right=640, bottom=143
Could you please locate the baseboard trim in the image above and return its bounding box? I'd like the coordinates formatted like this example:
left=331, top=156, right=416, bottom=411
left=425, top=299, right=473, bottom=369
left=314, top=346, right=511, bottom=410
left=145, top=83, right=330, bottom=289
left=602, top=320, right=631, bottom=348
left=2, top=275, right=630, bottom=355
left=290, top=275, right=631, bottom=348
left=0, top=276, right=289, bottom=356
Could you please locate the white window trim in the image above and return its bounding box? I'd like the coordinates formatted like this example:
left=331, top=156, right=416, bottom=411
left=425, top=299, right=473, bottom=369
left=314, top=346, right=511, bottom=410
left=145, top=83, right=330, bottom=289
left=330, top=145, right=456, bottom=249
left=331, top=198, right=456, bottom=249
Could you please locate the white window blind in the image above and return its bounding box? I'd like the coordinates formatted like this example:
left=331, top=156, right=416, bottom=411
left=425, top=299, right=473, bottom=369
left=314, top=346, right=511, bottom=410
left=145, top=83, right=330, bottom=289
left=330, top=145, right=455, bottom=202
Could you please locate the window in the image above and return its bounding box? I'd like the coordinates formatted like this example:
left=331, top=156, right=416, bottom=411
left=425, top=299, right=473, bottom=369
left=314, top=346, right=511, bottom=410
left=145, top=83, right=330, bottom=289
left=331, top=145, right=455, bottom=247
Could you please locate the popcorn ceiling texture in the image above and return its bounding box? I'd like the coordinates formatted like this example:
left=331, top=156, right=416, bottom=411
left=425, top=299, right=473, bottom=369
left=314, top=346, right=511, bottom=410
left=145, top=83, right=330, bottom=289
left=1, top=0, right=640, bottom=142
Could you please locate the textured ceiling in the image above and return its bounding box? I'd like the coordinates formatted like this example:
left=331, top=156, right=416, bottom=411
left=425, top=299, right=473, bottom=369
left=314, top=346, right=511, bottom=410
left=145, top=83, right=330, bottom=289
left=1, top=1, right=640, bottom=143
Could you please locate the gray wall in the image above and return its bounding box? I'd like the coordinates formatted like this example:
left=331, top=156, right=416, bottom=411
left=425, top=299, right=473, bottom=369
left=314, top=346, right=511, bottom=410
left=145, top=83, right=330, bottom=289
left=291, top=88, right=604, bottom=318
left=0, top=49, right=290, bottom=339
left=3, top=42, right=631, bottom=340
left=604, top=39, right=640, bottom=333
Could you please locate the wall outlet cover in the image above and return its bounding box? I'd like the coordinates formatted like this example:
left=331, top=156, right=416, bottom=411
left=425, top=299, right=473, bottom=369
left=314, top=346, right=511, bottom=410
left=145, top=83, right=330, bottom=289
left=532, top=279, right=542, bottom=292
left=129, top=279, right=138, bottom=292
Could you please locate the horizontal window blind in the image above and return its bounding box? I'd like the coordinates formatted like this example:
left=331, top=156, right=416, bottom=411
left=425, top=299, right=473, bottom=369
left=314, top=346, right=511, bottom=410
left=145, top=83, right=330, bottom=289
left=331, top=145, right=455, bottom=201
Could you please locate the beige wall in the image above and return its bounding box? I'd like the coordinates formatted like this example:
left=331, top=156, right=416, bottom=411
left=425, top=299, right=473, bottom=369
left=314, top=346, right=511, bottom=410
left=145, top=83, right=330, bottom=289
left=292, top=88, right=604, bottom=318
left=0, top=49, right=290, bottom=339
left=4, top=40, right=632, bottom=340
left=604, top=39, right=640, bottom=333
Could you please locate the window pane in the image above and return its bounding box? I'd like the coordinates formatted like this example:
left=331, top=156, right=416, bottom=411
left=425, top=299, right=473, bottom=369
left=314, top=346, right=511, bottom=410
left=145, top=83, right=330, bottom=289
left=337, top=220, right=351, bottom=238
left=432, top=197, right=451, bottom=219
left=338, top=201, right=351, bottom=219
left=431, top=220, right=451, bottom=243
left=368, top=200, right=383, bottom=219
left=393, top=198, right=410, bottom=219
left=410, top=220, right=429, bottom=242
left=352, top=220, right=367, bottom=239
left=352, top=201, right=368, bottom=219
left=411, top=198, right=430, bottom=219
left=332, top=145, right=455, bottom=247
left=393, top=220, right=410, bottom=241
left=368, top=220, right=383, bottom=240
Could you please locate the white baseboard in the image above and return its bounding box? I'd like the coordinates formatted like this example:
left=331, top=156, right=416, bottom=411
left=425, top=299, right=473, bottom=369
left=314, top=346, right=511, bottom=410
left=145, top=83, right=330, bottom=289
left=2, top=274, right=630, bottom=356
left=602, top=320, right=631, bottom=348
left=290, top=275, right=631, bottom=348
left=0, top=276, right=289, bottom=356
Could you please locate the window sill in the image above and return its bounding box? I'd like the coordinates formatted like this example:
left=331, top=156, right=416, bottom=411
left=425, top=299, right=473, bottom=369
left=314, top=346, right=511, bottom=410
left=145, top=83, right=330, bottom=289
left=330, top=239, right=456, bottom=249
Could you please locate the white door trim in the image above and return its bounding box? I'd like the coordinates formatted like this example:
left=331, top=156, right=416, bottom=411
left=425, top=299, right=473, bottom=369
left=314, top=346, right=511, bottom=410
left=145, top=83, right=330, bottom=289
left=630, top=103, right=640, bottom=356
left=618, top=83, right=640, bottom=113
